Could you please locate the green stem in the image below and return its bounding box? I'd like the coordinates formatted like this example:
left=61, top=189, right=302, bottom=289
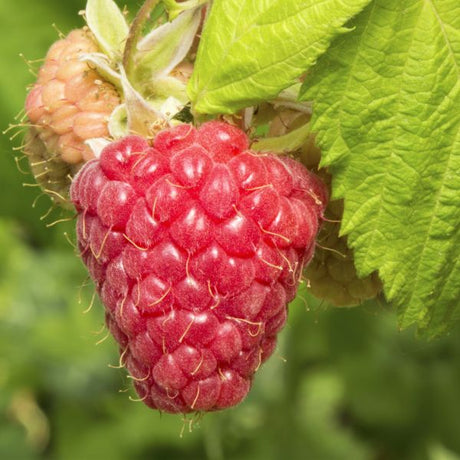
left=123, top=0, right=162, bottom=79
left=251, top=122, right=311, bottom=154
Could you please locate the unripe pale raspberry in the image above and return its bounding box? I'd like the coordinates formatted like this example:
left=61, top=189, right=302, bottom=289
left=71, top=121, right=327, bottom=413
left=305, top=198, right=382, bottom=306
left=300, top=140, right=382, bottom=306
left=25, top=28, right=120, bottom=204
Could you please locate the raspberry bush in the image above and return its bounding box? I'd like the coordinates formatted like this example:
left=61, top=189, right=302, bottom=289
left=9, top=0, right=460, bottom=418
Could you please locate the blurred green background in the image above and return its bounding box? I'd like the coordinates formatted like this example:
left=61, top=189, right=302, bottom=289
left=1, top=1, right=460, bottom=459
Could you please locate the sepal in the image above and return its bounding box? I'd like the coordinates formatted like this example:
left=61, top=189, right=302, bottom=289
left=132, top=8, right=201, bottom=85
left=85, top=138, right=112, bottom=158
left=86, top=0, right=129, bottom=61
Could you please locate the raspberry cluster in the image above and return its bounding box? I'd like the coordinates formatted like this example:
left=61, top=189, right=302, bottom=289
left=71, top=121, right=327, bottom=413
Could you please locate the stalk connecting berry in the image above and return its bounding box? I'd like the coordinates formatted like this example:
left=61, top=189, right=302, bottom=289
left=71, top=121, right=327, bottom=413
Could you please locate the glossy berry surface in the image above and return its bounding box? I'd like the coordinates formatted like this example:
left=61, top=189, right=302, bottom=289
left=71, top=121, right=327, bottom=413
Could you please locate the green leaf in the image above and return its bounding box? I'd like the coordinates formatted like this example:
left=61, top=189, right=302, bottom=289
left=301, top=0, right=460, bottom=337
left=86, top=0, right=129, bottom=60
left=188, top=0, right=372, bottom=114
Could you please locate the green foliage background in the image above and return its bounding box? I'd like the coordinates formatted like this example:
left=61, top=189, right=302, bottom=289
left=1, top=1, right=460, bottom=459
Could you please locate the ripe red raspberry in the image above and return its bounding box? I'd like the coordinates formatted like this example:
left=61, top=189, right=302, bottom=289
left=71, top=121, right=327, bottom=413
left=25, top=28, right=120, bottom=204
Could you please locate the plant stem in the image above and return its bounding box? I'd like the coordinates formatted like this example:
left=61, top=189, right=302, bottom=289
left=251, top=122, right=311, bottom=155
